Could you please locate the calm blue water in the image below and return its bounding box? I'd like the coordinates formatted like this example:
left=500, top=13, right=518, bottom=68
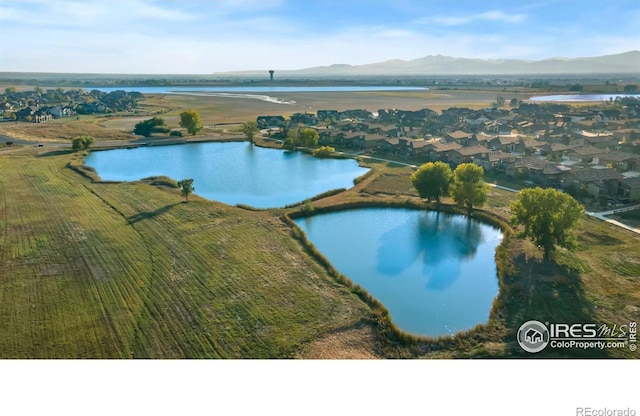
left=87, top=86, right=428, bottom=94
left=295, top=208, right=503, bottom=337
left=84, top=142, right=369, bottom=208
left=530, top=94, right=640, bottom=102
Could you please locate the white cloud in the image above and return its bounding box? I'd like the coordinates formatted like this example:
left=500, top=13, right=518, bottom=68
left=422, top=10, right=526, bottom=26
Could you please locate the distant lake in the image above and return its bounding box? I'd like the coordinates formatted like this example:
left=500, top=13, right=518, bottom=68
left=295, top=208, right=503, bottom=337
left=84, top=142, right=369, bottom=208
left=86, top=86, right=429, bottom=94
left=530, top=93, right=640, bottom=102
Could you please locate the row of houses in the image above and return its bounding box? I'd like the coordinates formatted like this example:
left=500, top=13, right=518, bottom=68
left=257, top=99, right=640, bottom=202
left=2, top=89, right=143, bottom=122
left=12, top=105, right=75, bottom=122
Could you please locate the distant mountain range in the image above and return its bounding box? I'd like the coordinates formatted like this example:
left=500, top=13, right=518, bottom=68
left=217, top=51, right=640, bottom=76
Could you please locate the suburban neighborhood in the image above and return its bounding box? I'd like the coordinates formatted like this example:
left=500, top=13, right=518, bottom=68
left=259, top=96, right=640, bottom=206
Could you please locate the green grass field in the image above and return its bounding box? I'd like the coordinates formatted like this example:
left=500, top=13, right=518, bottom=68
left=0, top=149, right=372, bottom=358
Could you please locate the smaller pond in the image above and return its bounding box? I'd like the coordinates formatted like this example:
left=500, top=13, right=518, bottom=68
left=295, top=208, right=503, bottom=337
left=530, top=93, right=640, bottom=102
left=84, top=142, right=369, bottom=208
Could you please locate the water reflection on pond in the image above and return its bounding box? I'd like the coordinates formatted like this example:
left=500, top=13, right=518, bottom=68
left=295, top=208, right=503, bottom=337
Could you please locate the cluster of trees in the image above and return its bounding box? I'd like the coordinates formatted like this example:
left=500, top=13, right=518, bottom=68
left=493, top=96, right=522, bottom=108
left=411, top=161, right=584, bottom=260
left=133, top=116, right=170, bottom=137
left=132, top=110, right=203, bottom=137
left=283, top=127, right=319, bottom=150
left=411, top=162, right=488, bottom=215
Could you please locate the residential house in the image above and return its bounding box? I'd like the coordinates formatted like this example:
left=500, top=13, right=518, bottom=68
left=256, top=115, right=285, bottom=129
left=423, top=142, right=462, bottom=162
left=49, top=106, right=73, bottom=118
left=339, top=132, right=365, bottom=148
left=379, top=138, right=400, bottom=154
left=489, top=136, right=523, bottom=153
left=621, top=176, right=640, bottom=202
left=473, top=151, right=516, bottom=172
left=595, top=109, right=622, bottom=123
left=444, top=130, right=473, bottom=146
left=366, top=123, right=399, bottom=137
left=563, top=168, right=623, bottom=199
left=484, top=121, right=513, bottom=135
left=354, top=134, right=387, bottom=150
left=465, top=113, right=491, bottom=126
left=612, top=129, right=639, bottom=143
left=316, top=110, right=338, bottom=122
left=505, top=156, right=564, bottom=185
left=408, top=139, right=432, bottom=157
left=447, top=145, right=489, bottom=166
left=567, top=145, right=608, bottom=163
left=596, top=151, right=640, bottom=171
left=289, top=112, right=318, bottom=126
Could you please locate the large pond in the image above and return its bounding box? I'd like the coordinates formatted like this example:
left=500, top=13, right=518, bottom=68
left=530, top=93, right=640, bottom=102
left=295, top=208, right=503, bottom=337
left=84, top=142, right=369, bottom=208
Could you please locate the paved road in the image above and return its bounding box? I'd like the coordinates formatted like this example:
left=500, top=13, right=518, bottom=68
left=0, top=133, right=39, bottom=146
left=335, top=150, right=419, bottom=168
left=585, top=205, right=640, bottom=235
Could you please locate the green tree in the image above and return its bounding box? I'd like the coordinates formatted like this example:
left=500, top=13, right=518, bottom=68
left=495, top=96, right=505, bottom=107
left=410, top=161, right=453, bottom=205
left=179, top=110, right=203, bottom=135
left=242, top=121, right=259, bottom=143
left=71, top=135, right=95, bottom=151
left=133, top=116, right=168, bottom=137
left=623, top=84, right=638, bottom=93
left=449, top=163, right=489, bottom=216
left=177, top=178, right=195, bottom=202
left=297, top=127, right=319, bottom=147
left=510, top=187, right=584, bottom=260
left=283, top=128, right=299, bottom=150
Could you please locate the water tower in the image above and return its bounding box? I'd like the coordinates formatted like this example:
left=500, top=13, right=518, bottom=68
left=269, top=70, right=274, bottom=81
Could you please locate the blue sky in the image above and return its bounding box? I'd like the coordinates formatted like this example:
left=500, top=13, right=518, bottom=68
left=0, top=0, right=638, bottom=74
